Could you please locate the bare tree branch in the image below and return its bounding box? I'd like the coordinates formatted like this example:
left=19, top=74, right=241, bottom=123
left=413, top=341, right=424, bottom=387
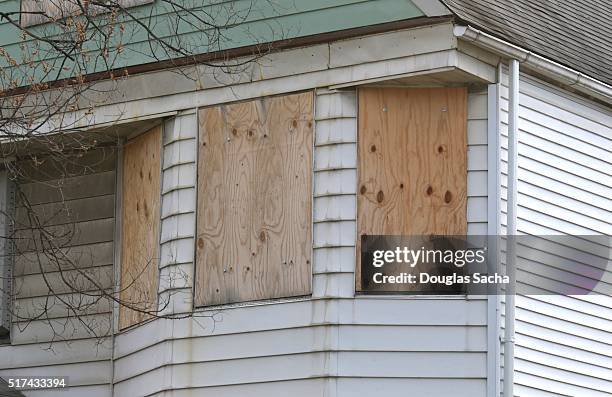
left=1, top=0, right=284, bottom=342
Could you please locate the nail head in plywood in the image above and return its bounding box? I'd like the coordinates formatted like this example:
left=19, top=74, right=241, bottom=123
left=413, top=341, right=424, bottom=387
left=196, top=92, right=313, bottom=307
left=119, top=125, right=162, bottom=329
left=357, top=87, right=468, bottom=291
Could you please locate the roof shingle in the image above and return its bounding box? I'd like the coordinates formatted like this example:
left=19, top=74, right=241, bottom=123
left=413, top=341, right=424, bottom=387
left=443, top=0, right=612, bottom=85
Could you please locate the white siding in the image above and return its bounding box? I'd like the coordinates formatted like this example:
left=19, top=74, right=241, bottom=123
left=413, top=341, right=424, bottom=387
left=467, top=89, right=489, bottom=235
left=158, top=113, right=198, bottom=316
left=0, top=24, right=505, bottom=397
left=111, top=87, right=490, bottom=397
left=500, top=72, right=612, bottom=396
left=310, top=88, right=488, bottom=396
left=111, top=298, right=488, bottom=397
left=313, top=89, right=357, bottom=299
left=0, top=152, right=116, bottom=397
left=111, top=113, right=198, bottom=396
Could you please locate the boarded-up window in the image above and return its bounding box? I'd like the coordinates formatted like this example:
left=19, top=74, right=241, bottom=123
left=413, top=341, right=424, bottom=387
left=21, top=0, right=154, bottom=27
left=195, top=92, right=313, bottom=307
left=357, top=87, right=467, bottom=290
left=119, top=126, right=161, bottom=329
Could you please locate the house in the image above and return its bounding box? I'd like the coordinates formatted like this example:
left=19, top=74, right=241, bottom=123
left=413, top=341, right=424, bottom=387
left=0, top=0, right=610, bottom=396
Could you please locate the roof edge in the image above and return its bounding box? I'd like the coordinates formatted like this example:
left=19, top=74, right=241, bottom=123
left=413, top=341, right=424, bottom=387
left=2, top=15, right=453, bottom=98
left=454, top=25, right=612, bottom=105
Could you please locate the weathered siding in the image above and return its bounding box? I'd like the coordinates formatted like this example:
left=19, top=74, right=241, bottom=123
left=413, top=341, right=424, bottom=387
left=110, top=85, right=489, bottom=397
left=500, top=72, right=612, bottom=396
left=313, top=88, right=488, bottom=396
left=158, top=112, right=198, bottom=316
left=0, top=148, right=117, bottom=397
left=111, top=113, right=198, bottom=396
left=0, top=0, right=425, bottom=78
left=111, top=299, right=489, bottom=397
left=313, top=89, right=357, bottom=299
left=0, top=23, right=504, bottom=397
left=467, top=89, right=489, bottom=235
left=56, top=23, right=498, bottom=131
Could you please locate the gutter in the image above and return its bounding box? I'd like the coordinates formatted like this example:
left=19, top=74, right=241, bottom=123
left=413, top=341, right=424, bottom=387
left=454, top=25, right=612, bottom=104
left=456, top=23, right=612, bottom=396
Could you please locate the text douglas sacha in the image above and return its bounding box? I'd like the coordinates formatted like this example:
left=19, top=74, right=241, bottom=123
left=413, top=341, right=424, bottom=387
left=372, top=272, right=509, bottom=285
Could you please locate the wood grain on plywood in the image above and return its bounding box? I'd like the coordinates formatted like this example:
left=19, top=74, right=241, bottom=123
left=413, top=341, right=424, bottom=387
left=119, top=126, right=161, bottom=329
left=357, top=87, right=467, bottom=290
left=196, top=92, right=313, bottom=306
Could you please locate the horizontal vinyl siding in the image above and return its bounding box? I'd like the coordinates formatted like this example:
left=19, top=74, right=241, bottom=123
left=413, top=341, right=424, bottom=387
left=467, top=89, right=489, bottom=235
left=157, top=113, right=197, bottom=316
left=112, top=86, right=489, bottom=397
left=112, top=297, right=488, bottom=396
left=110, top=113, right=196, bottom=396
left=0, top=150, right=117, bottom=396
left=500, top=72, right=612, bottom=396
left=312, top=88, right=487, bottom=396
left=313, top=89, right=357, bottom=299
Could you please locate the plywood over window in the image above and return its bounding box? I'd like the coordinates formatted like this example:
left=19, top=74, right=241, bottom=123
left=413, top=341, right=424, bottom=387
left=119, top=125, right=161, bottom=329
left=357, top=87, right=467, bottom=290
left=196, top=92, right=313, bottom=307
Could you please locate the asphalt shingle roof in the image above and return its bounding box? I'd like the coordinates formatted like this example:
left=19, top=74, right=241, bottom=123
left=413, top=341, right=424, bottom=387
left=443, top=0, right=612, bottom=85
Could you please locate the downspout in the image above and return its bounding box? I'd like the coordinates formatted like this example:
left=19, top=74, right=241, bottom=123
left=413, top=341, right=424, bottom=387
left=486, top=65, right=502, bottom=397
left=504, top=59, right=519, bottom=397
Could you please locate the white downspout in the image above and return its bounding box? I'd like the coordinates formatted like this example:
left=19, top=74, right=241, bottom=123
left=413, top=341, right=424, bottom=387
left=504, top=59, right=519, bottom=397
left=486, top=65, right=502, bottom=397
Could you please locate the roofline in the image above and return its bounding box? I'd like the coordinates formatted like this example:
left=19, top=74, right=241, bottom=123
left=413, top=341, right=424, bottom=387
left=454, top=25, right=612, bottom=105
left=1, top=15, right=452, bottom=98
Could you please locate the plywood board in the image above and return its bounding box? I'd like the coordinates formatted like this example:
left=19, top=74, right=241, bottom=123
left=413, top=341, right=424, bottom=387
left=196, top=92, right=313, bottom=306
left=357, top=87, right=467, bottom=290
left=119, top=126, right=161, bottom=329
